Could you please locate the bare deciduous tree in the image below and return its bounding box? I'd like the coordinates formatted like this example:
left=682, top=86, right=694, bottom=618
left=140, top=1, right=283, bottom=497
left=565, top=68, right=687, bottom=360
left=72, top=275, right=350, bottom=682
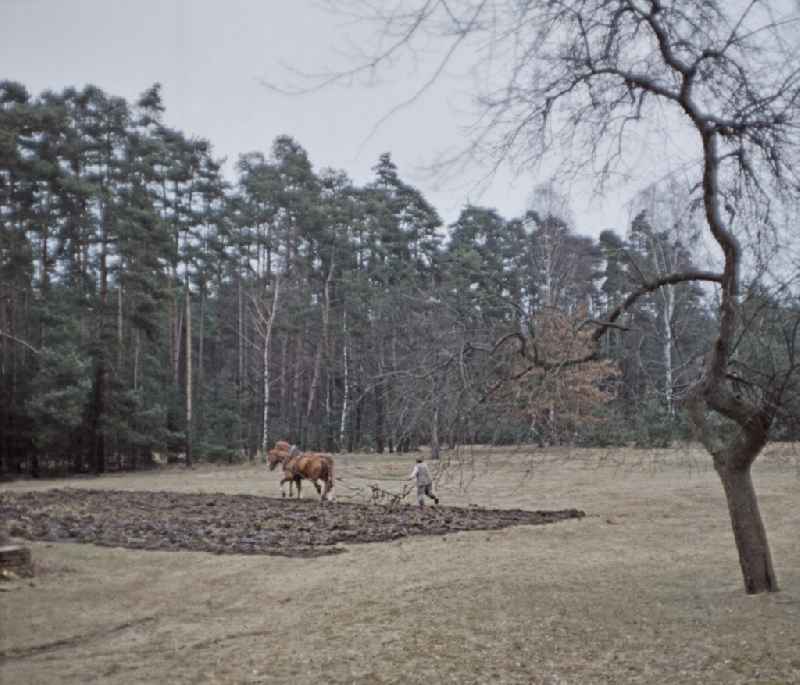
left=315, top=0, right=800, bottom=594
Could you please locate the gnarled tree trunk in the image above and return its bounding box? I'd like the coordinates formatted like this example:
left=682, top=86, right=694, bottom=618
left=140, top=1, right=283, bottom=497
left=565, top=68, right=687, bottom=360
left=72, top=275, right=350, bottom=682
left=688, top=377, right=778, bottom=594
left=716, top=463, right=777, bottom=593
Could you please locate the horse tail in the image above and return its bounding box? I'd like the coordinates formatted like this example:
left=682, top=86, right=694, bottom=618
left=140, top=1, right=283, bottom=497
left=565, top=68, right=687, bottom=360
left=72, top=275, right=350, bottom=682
left=327, top=457, right=335, bottom=500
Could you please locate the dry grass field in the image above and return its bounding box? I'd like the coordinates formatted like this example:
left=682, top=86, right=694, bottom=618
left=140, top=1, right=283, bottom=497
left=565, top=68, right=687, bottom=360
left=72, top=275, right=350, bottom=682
left=1, top=445, right=799, bottom=684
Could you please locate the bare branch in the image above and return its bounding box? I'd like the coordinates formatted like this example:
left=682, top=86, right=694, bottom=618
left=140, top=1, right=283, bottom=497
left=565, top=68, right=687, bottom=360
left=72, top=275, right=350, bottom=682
left=590, top=271, right=724, bottom=344
left=0, top=329, right=40, bottom=355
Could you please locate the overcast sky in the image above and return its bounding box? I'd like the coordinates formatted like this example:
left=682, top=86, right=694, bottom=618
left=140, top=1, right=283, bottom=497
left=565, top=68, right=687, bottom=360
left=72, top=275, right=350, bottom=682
left=3, top=0, right=649, bottom=236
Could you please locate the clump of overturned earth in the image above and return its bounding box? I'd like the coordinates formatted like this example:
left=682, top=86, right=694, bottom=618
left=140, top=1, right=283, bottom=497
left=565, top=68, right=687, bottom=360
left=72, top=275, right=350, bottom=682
left=0, top=489, right=584, bottom=558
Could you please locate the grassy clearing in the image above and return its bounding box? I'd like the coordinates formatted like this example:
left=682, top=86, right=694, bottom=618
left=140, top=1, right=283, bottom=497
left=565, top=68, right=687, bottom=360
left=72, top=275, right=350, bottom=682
left=1, top=446, right=799, bottom=684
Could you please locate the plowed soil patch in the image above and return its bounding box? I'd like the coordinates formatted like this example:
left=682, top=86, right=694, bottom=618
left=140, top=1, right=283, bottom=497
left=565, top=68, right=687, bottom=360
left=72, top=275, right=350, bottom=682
left=1, top=488, right=584, bottom=557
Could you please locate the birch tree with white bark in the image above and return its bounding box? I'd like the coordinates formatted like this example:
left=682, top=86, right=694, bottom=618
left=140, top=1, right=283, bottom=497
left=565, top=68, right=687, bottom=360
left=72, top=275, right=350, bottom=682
left=255, top=275, right=281, bottom=458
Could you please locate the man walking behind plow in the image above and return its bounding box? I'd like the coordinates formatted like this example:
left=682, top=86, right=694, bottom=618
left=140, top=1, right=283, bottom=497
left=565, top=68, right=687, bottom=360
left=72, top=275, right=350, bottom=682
left=408, top=457, right=439, bottom=507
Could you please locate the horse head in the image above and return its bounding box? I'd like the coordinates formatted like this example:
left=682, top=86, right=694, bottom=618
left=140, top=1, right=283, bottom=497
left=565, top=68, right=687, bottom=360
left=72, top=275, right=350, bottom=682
left=267, top=441, right=301, bottom=471
left=267, top=448, right=286, bottom=471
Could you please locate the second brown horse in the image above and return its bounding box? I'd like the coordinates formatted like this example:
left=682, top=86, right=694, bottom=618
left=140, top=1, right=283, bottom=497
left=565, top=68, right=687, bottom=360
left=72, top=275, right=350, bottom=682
left=267, top=441, right=335, bottom=501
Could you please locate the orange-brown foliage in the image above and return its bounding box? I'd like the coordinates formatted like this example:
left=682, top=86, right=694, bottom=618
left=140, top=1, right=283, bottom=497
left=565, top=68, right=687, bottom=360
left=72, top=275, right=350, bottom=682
left=506, top=307, right=619, bottom=438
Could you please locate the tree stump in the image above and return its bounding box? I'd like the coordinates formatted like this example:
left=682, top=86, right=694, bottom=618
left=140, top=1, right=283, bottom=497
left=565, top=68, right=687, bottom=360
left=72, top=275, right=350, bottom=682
left=0, top=545, right=33, bottom=578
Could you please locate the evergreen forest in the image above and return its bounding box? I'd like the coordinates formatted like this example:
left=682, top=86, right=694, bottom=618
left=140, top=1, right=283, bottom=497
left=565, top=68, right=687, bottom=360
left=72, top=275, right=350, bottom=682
left=2, top=81, right=798, bottom=476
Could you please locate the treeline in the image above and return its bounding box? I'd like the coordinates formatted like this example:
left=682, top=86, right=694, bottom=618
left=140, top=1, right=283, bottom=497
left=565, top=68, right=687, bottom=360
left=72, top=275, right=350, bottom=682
left=0, top=81, right=790, bottom=476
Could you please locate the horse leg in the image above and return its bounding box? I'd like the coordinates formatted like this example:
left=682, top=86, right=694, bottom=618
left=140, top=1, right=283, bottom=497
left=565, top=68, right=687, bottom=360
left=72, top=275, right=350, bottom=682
left=295, top=477, right=302, bottom=498
left=284, top=476, right=296, bottom=498
left=322, top=463, right=335, bottom=502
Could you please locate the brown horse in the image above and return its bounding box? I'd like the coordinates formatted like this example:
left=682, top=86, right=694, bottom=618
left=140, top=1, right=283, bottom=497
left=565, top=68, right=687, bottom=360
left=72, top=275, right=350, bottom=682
left=291, top=452, right=335, bottom=501
left=267, top=441, right=301, bottom=497
left=267, top=441, right=335, bottom=501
